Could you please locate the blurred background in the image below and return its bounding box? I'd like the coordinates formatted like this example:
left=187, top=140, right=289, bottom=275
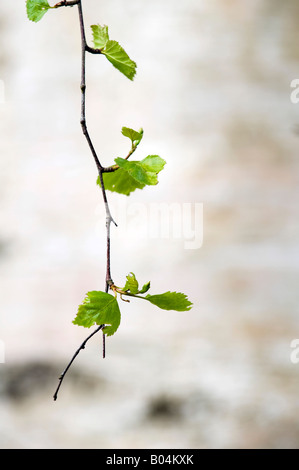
left=0, top=0, right=299, bottom=449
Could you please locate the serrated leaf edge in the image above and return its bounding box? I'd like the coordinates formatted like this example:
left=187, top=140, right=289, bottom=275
left=26, top=0, right=51, bottom=23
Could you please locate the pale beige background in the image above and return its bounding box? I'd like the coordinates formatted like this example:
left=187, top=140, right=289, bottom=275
left=0, top=0, right=299, bottom=448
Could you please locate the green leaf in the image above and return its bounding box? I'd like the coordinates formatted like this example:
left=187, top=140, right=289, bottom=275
left=102, top=40, right=137, bottom=81
left=141, top=155, right=166, bottom=173
left=73, top=291, right=121, bottom=336
left=122, top=127, right=143, bottom=145
left=91, top=24, right=109, bottom=49
left=145, top=292, right=193, bottom=311
left=115, top=155, right=166, bottom=186
left=90, top=25, right=137, bottom=80
left=98, top=155, right=165, bottom=196
left=124, top=272, right=139, bottom=295
left=139, top=281, right=151, bottom=294
left=98, top=169, right=145, bottom=196
left=115, top=158, right=156, bottom=186
left=26, top=0, right=51, bottom=22
left=122, top=273, right=150, bottom=294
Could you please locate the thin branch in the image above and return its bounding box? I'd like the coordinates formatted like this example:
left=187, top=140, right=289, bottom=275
left=77, top=0, right=116, bottom=285
left=102, top=165, right=118, bottom=173
left=112, top=286, right=148, bottom=302
left=53, top=0, right=116, bottom=400
left=102, top=331, right=106, bottom=359
left=53, top=0, right=80, bottom=8
left=102, top=143, right=140, bottom=172
left=53, top=324, right=104, bottom=401
left=77, top=2, right=103, bottom=172
left=124, top=143, right=139, bottom=161
left=85, top=45, right=103, bottom=55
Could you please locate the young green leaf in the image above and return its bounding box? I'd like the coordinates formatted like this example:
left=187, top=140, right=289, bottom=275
left=115, top=155, right=166, bottom=186
left=115, top=158, right=156, bottom=186
left=73, top=291, right=121, bottom=336
left=90, top=24, right=137, bottom=80
left=119, top=274, right=191, bottom=310
left=145, top=292, right=193, bottom=311
left=124, top=272, right=139, bottom=295
left=122, top=273, right=150, bottom=294
left=26, top=0, right=51, bottom=23
left=122, top=127, right=143, bottom=145
left=98, top=155, right=166, bottom=196
left=91, top=24, right=109, bottom=49
left=141, top=155, right=166, bottom=173
left=139, top=281, right=151, bottom=294
left=98, top=169, right=146, bottom=196
left=102, top=40, right=137, bottom=81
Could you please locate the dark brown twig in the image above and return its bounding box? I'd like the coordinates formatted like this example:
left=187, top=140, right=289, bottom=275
left=53, top=324, right=104, bottom=401
left=53, top=0, right=115, bottom=400
left=85, top=45, right=103, bottom=54
left=102, top=331, right=106, bottom=359
left=53, top=0, right=80, bottom=8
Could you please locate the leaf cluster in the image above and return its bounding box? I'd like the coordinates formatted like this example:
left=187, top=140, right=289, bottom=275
left=73, top=273, right=193, bottom=336
left=26, top=2, right=136, bottom=80
left=91, top=24, right=136, bottom=80
left=26, top=0, right=193, bottom=343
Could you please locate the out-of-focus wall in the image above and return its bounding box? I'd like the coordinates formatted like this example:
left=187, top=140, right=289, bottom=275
left=0, top=0, right=299, bottom=449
